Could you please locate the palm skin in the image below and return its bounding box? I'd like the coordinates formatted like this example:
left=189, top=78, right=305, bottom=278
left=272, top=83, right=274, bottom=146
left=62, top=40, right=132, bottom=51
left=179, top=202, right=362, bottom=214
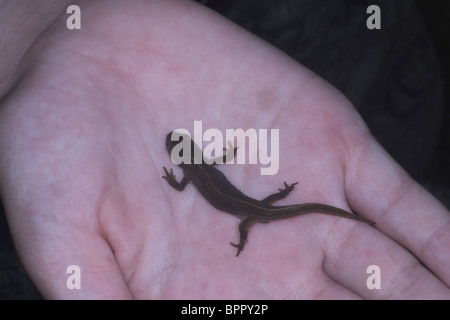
left=0, top=0, right=448, bottom=299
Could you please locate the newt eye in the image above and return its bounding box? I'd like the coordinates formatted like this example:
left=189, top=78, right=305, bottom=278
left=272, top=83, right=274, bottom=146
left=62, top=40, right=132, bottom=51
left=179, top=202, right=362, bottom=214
left=165, top=131, right=176, bottom=152
left=166, top=131, right=195, bottom=165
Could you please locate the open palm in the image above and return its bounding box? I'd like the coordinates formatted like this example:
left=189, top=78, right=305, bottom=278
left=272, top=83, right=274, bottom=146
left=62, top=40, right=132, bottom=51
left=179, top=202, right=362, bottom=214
left=0, top=0, right=448, bottom=299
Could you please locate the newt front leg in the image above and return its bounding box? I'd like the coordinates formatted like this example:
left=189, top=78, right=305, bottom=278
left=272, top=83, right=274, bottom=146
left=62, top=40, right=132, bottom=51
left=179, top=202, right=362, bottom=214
left=162, top=167, right=191, bottom=191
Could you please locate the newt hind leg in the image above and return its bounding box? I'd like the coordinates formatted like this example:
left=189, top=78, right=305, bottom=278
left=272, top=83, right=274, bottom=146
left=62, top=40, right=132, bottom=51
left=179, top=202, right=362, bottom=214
left=230, top=217, right=271, bottom=256
left=261, top=181, right=298, bottom=205
left=230, top=217, right=258, bottom=256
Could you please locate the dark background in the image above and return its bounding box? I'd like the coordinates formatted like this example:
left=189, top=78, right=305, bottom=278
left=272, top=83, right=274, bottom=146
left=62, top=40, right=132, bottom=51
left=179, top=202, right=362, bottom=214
left=1, top=0, right=449, bottom=299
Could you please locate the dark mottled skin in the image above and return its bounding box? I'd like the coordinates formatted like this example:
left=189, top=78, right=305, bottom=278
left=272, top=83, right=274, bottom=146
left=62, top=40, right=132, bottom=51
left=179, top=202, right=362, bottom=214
left=162, top=131, right=375, bottom=256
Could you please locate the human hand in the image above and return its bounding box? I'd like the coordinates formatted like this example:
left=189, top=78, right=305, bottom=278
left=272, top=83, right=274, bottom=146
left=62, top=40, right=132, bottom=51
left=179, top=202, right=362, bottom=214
left=0, top=0, right=448, bottom=299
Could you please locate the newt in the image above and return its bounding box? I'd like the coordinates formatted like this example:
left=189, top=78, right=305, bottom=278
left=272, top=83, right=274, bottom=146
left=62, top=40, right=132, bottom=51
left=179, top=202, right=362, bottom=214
left=162, top=131, right=375, bottom=256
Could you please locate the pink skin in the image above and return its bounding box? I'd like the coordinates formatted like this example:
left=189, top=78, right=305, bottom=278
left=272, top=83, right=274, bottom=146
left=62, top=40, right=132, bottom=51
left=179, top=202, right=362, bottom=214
left=0, top=0, right=449, bottom=299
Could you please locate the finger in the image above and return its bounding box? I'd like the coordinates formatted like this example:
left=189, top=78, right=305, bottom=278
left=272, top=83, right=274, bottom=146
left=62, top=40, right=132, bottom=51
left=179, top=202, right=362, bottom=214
left=345, top=139, right=450, bottom=287
left=322, top=220, right=450, bottom=299
left=297, top=273, right=363, bottom=299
